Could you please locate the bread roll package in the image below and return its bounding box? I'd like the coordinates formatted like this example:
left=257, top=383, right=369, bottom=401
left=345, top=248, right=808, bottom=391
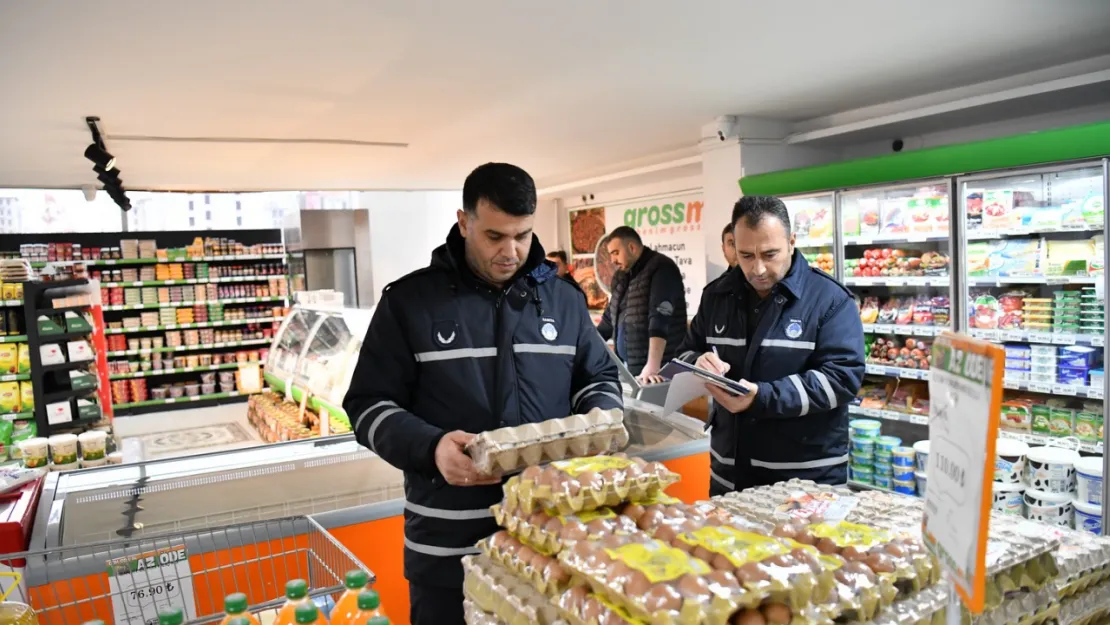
left=467, top=408, right=629, bottom=476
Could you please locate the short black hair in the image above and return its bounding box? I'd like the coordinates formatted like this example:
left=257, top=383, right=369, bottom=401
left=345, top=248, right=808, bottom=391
left=731, top=195, right=791, bottom=235
left=546, top=250, right=568, bottom=264
left=606, top=226, right=642, bottom=246
left=721, top=222, right=734, bottom=242
left=462, top=163, right=537, bottom=216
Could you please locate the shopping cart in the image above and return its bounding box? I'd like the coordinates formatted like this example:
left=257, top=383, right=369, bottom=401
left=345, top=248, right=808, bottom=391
left=1, top=516, right=373, bottom=625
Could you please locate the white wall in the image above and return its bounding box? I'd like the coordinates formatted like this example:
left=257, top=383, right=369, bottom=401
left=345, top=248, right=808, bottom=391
left=361, top=190, right=461, bottom=303
left=533, top=198, right=560, bottom=255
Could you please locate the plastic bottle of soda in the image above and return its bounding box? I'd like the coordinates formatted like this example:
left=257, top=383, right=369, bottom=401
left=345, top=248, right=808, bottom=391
left=366, top=617, right=390, bottom=625
left=328, top=570, right=370, bottom=625
left=219, top=593, right=260, bottom=625
left=273, top=580, right=311, bottom=625
left=294, top=602, right=327, bottom=625
left=158, top=607, right=184, bottom=625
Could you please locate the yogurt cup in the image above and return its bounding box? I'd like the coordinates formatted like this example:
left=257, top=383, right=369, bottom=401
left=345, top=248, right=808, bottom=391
left=994, top=438, right=1029, bottom=484
left=851, top=465, right=874, bottom=484
left=914, top=471, right=927, bottom=497
left=81, top=457, right=108, bottom=468
left=78, top=430, right=108, bottom=461
left=874, top=474, right=892, bottom=489
left=850, top=438, right=875, bottom=454
left=892, top=465, right=915, bottom=481
left=1074, top=500, right=1102, bottom=534
left=1024, top=488, right=1074, bottom=527
left=892, top=479, right=916, bottom=496
left=50, top=461, right=79, bottom=472
left=912, top=440, right=930, bottom=472
left=1025, top=446, right=1080, bottom=494
left=892, top=446, right=916, bottom=468
left=107, top=452, right=124, bottom=465
left=875, top=436, right=902, bottom=453
left=992, top=481, right=1025, bottom=516
left=849, top=419, right=882, bottom=440
left=48, top=434, right=79, bottom=466
left=874, top=448, right=893, bottom=462
left=18, top=438, right=49, bottom=469
left=850, top=450, right=874, bottom=465
left=1076, top=456, right=1103, bottom=506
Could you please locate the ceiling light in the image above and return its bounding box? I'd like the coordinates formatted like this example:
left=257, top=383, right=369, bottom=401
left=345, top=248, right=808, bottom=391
left=84, top=143, right=116, bottom=170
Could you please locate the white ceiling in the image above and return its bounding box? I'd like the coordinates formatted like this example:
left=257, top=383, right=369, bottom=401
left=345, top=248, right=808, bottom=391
left=2, top=1, right=1109, bottom=191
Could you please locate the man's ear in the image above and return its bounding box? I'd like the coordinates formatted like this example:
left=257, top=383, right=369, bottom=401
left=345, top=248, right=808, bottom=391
left=456, top=209, right=468, bottom=237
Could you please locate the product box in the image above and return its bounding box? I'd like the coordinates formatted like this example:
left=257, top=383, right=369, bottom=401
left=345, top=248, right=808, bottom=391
left=1057, top=365, right=1090, bottom=386
left=982, top=189, right=1019, bottom=230
left=880, top=198, right=908, bottom=234
left=1059, top=345, right=1100, bottom=368
left=1045, top=239, right=1094, bottom=276
left=46, top=401, right=72, bottom=426
left=906, top=198, right=933, bottom=233
left=1048, top=405, right=1075, bottom=437
left=1001, top=399, right=1033, bottom=432
left=1076, top=408, right=1103, bottom=443
left=859, top=198, right=880, bottom=235
left=1030, top=404, right=1052, bottom=436
left=64, top=312, right=91, bottom=334
left=76, top=399, right=100, bottom=421
left=969, top=239, right=1044, bottom=277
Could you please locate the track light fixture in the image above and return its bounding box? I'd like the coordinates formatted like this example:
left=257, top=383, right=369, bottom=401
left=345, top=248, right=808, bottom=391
left=85, top=116, right=130, bottom=211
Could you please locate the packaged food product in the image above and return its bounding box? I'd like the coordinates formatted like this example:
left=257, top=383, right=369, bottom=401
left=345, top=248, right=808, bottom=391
left=48, top=433, right=78, bottom=465
left=1001, top=397, right=1034, bottom=432
left=15, top=343, right=29, bottom=374
left=877, top=299, right=898, bottom=324
left=910, top=295, right=932, bottom=326
left=0, top=382, right=19, bottom=413
left=490, top=503, right=638, bottom=555
left=894, top=299, right=913, bottom=326
left=0, top=344, right=17, bottom=373
left=504, top=455, right=679, bottom=515
left=0, top=419, right=11, bottom=460
left=479, top=530, right=573, bottom=596
left=19, top=382, right=32, bottom=412
left=556, top=530, right=748, bottom=625
left=556, top=586, right=644, bottom=625
left=463, top=554, right=565, bottom=625
left=929, top=296, right=950, bottom=327
left=467, top=408, right=629, bottom=476
left=858, top=297, right=879, bottom=324
left=10, top=421, right=36, bottom=461
left=971, top=295, right=1000, bottom=329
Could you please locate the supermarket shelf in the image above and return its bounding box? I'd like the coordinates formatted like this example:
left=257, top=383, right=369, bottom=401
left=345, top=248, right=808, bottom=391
left=845, top=233, right=949, bottom=246
left=999, top=429, right=1102, bottom=454
left=102, top=275, right=285, bottom=288
left=113, top=390, right=256, bottom=416
left=39, top=329, right=93, bottom=342
left=41, top=386, right=97, bottom=404
left=104, top=295, right=286, bottom=311
left=107, top=338, right=270, bottom=357
left=1001, top=378, right=1104, bottom=400
left=0, top=373, right=30, bottom=383
left=0, top=335, right=27, bottom=344
left=967, top=276, right=1098, bottom=286
left=0, top=300, right=22, bottom=308
left=41, top=360, right=94, bottom=373
left=966, top=224, right=1104, bottom=241
left=796, top=237, right=833, bottom=248
left=0, top=411, right=32, bottom=422
left=71, top=253, right=286, bottom=267
left=864, top=363, right=930, bottom=381
left=109, top=362, right=243, bottom=380
left=968, top=328, right=1104, bottom=347
left=105, top=316, right=286, bottom=335
left=40, top=304, right=91, bottom=314
left=33, top=278, right=88, bottom=290
left=848, top=404, right=929, bottom=426
left=862, top=324, right=948, bottom=337
left=844, top=277, right=950, bottom=288
left=847, top=481, right=921, bottom=498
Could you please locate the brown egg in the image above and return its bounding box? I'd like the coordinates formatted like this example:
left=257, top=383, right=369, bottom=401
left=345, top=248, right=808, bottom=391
left=611, top=452, right=629, bottom=459
left=679, top=519, right=702, bottom=534
left=645, top=503, right=666, bottom=516
left=761, top=603, right=792, bottom=624
left=845, top=560, right=878, bottom=583
left=884, top=543, right=906, bottom=557
left=544, top=560, right=570, bottom=586
left=624, top=463, right=645, bottom=480
left=808, top=514, right=826, bottom=524
left=765, top=553, right=796, bottom=568
left=637, top=509, right=665, bottom=532
left=736, top=562, right=771, bottom=586
left=643, top=583, right=683, bottom=613
left=563, top=520, right=590, bottom=541
left=624, top=571, right=652, bottom=598
left=586, top=518, right=614, bottom=535
left=608, top=560, right=633, bottom=582
left=706, top=569, right=741, bottom=591
left=521, top=465, right=543, bottom=482
left=582, top=597, right=605, bottom=622
left=623, top=503, right=647, bottom=522
left=630, top=456, right=648, bottom=468
left=654, top=524, right=677, bottom=544
left=576, top=471, right=602, bottom=491
left=535, top=468, right=556, bottom=488
left=678, top=573, right=711, bottom=600
left=663, top=506, right=687, bottom=519
left=544, top=517, right=564, bottom=534
left=600, top=468, right=623, bottom=485
left=529, top=511, right=548, bottom=527
left=571, top=539, right=595, bottom=562
left=692, top=546, right=715, bottom=563
left=841, top=545, right=868, bottom=561
left=772, top=524, right=799, bottom=539
left=670, top=537, right=695, bottom=554
left=864, top=552, right=896, bottom=574
left=602, top=534, right=627, bottom=550
left=731, top=608, right=767, bottom=625
left=794, top=530, right=817, bottom=546
left=562, top=476, right=582, bottom=498
left=816, top=538, right=841, bottom=554
left=712, top=553, right=736, bottom=572
left=490, top=530, right=511, bottom=549
left=615, top=516, right=639, bottom=533
left=646, top=462, right=668, bottom=478
left=516, top=545, right=536, bottom=566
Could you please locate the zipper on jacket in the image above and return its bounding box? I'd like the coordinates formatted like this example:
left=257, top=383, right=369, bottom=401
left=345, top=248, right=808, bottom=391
left=491, top=289, right=506, bottom=427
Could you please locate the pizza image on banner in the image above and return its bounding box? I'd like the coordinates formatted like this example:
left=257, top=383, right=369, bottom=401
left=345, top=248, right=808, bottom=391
left=600, top=193, right=706, bottom=315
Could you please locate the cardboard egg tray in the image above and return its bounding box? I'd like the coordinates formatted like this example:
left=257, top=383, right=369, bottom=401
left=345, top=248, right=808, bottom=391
left=1058, top=580, right=1110, bottom=625
left=477, top=530, right=573, bottom=597
left=467, top=408, right=629, bottom=475
left=846, top=583, right=948, bottom=625
left=462, top=554, right=568, bottom=625
left=1053, top=527, right=1110, bottom=598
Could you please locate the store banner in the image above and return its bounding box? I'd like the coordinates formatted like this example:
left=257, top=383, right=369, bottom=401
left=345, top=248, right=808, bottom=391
left=922, top=332, right=1004, bottom=615
left=601, top=193, right=707, bottom=315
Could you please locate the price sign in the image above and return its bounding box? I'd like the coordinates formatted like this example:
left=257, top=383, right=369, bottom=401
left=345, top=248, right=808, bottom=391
left=913, top=326, right=936, bottom=337
left=1000, top=331, right=1025, bottom=342
left=875, top=324, right=895, bottom=334
left=911, top=414, right=929, bottom=426
left=1092, top=336, right=1105, bottom=347
left=1052, top=334, right=1077, bottom=345
left=1089, top=387, right=1105, bottom=400
left=894, top=326, right=913, bottom=336
left=107, top=545, right=196, bottom=625
left=1052, top=384, right=1078, bottom=396
left=923, top=334, right=1004, bottom=614
left=1027, top=331, right=1053, bottom=344
left=862, top=408, right=881, bottom=418
left=1028, top=382, right=1052, bottom=394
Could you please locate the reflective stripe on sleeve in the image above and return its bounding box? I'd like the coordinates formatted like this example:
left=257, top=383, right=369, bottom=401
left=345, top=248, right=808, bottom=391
left=572, top=381, right=620, bottom=406
left=710, top=448, right=735, bottom=466
left=512, top=344, right=576, bottom=355
left=367, top=407, right=406, bottom=452
left=749, top=454, right=850, bottom=470
left=706, top=337, right=746, bottom=347
left=404, top=538, right=481, bottom=557
left=575, top=390, right=623, bottom=410
left=710, top=469, right=735, bottom=490
left=404, top=501, right=494, bottom=520
left=414, top=347, right=497, bottom=362
left=761, top=339, right=816, bottom=350
left=788, top=374, right=809, bottom=416
left=812, top=370, right=838, bottom=408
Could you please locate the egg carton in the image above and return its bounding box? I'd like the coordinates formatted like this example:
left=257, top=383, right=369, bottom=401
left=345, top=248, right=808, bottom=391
left=477, top=530, right=573, bottom=597
left=462, top=554, right=568, bottom=625
left=1052, top=526, right=1110, bottom=597
left=463, top=600, right=503, bottom=625
left=467, top=408, right=629, bottom=475
left=1058, top=580, right=1110, bottom=625
left=504, top=456, right=679, bottom=516
left=967, top=586, right=1058, bottom=625
left=845, top=582, right=949, bottom=625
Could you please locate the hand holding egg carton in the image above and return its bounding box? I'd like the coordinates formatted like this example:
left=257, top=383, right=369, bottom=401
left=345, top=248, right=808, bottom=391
left=467, top=408, right=629, bottom=476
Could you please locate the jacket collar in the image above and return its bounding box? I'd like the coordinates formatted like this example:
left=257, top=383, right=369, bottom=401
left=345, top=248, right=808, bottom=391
left=709, top=248, right=809, bottom=300
left=430, top=224, right=555, bottom=290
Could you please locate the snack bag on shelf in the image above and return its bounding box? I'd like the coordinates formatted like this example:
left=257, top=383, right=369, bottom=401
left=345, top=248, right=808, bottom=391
left=0, top=344, right=16, bottom=374
left=18, top=383, right=31, bottom=413
left=0, top=382, right=19, bottom=414
left=503, top=455, right=679, bottom=515
left=858, top=297, right=879, bottom=324
left=910, top=295, right=933, bottom=326
left=15, top=344, right=29, bottom=374
left=856, top=385, right=889, bottom=411
left=894, top=299, right=914, bottom=326
left=876, top=299, right=898, bottom=324
left=930, top=296, right=950, bottom=328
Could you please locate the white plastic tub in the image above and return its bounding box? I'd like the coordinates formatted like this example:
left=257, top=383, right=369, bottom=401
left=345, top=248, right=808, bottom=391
left=914, top=471, right=927, bottom=497
left=1025, top=446, right=1080, bottom=494
left=48, top=433, right=78, bottom=466
left=994, top=438, right=1029, bottom=484
left=1074, top=499, right=1102, bottom=534
left=1024, top=488, right=1074, bottom=527
left=913, top=440, right=930, bottom=473
left=992, top=481, right=1025, bottom=516
left=1076, top=456, right=1103, bottom=506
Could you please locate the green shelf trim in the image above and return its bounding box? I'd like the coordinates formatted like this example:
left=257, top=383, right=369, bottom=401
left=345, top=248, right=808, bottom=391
left=104, top=296, right=286, bottom=311
left=0, top=335, right=27, bottom=344
left=103, top=275, right=282, bottom=288
left=108, top=362, right=243, bottom=380
left=0, top=373, right=30, bottom=382
left=107, top=338, right=270, bottom=357
left=263, top=372, right=352, bottom=427
left=0, top=412, right=32, bottom=422
left=113, top=390, right=256, bottom=409
left=105, top=317, right=285, bottom=335
left=738, top=120, right=1110, bottom=197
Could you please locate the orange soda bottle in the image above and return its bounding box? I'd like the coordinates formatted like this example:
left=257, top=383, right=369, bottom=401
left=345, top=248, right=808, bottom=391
left=295, top=603, right=327, bottom=625
left=219, top=593, right=260, bottom=625
left=274, top=580, right=311, bottom=625
left=367, top=617, right=389, bottom=625
left=329, top=570, right=368, bottom=624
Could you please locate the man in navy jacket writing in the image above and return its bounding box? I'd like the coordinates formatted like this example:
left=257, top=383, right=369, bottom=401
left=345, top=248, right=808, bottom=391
left=676, top=195, right=865, bottom=495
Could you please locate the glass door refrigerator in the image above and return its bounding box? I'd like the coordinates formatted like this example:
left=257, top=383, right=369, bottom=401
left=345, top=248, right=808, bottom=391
left=781, top=192, right=837, bottom=278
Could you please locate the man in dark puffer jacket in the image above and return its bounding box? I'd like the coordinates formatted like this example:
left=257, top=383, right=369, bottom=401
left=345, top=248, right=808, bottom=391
left=344, top=163, right=622, bottom=625
left=597, top=226, right=687, bottom=380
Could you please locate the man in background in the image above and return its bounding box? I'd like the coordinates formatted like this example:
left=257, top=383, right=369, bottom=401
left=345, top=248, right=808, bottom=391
left=597, top=226, right=687, bottom=381
left=677, top=195, right=864, bottom=495
left=721, top=222, right=738, bottom=268
left=546, top=250, right=578, bottom=288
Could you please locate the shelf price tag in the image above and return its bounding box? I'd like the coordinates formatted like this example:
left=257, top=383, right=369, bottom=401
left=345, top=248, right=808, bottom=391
left=107, top=545, right=196, bottom=625
left=1003, top=379, right=1020, bottom=390
left=1092, top=336, right=1105, bottom=347
left=862, top=408, right=881, bottom=418
left=1052, top=384, right=1078, bottom=396
left=923, top=333, right=1003, bottom=615
left=1000, top=331, right=1025, bottom=342
left=911, top=414, right=929, bottom=426
left=894, top=326, right=913, bottom=336
left=913, top=326, right=936, bottom=337
left=1089, top=387, right=1105, bottom=400
left=1028, top=382, right=1052, bottom=394
left=875, top=324, right=894, bottom=334
left=1027, top=331, right=1053, bottom=343
left=1052, top=334, right=1077, bottom=345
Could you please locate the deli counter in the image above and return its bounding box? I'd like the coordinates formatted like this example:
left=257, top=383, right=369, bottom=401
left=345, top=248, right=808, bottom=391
left=23, top=303, right=710, bottom=625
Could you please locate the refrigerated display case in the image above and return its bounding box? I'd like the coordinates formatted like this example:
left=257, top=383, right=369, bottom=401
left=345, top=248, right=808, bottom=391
left=783, top=192, right=837, bottom=277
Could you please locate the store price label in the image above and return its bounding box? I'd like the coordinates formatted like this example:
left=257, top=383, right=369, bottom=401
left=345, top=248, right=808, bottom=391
left=923, top=334, right=1003, bottom=615
left=1052, top=384, right=1078, bottom=396
left=1028, top=382, right=1052, bottom=394
left=875, top=324, right=895, bottom=334
left=894, top=326, right=913, bottom=335
left=1026, top=331, right=1053, bottom=343
left=862, top=407, right=881, bottom=418
left=1089, top=387, right=1105, bottom=400
left=1052, top=334, right=1076, bottom=345
left=913, top=326, right=936, bottom=337
left=1092, top=336, right=1105, bottom=347
left=911, top=414, right=929, bottom=426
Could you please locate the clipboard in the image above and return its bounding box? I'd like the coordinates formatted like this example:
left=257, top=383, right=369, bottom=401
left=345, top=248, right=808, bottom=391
left=660, top=359, right=749, bottom=396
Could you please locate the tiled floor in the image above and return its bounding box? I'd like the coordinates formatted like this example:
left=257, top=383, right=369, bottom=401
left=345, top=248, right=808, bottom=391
left=112, top=402, right=266, bottom=460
